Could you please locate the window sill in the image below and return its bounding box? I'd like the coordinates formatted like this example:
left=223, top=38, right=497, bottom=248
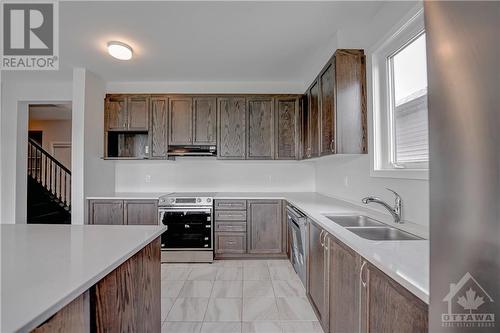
left=370, top=168, right=428, bottom=180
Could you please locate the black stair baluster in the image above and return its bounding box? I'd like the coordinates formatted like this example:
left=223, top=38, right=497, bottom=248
left=59, top=166, right=62, bottom=202
left=44, top=153, right=47, bottom=189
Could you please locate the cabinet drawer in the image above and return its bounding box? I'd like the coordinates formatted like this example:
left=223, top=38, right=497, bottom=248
left=215, top=232, right=246, bottom=254
left=215, top=200, right=247, bottom=210
left=216, top=222, right=247, bottom=232
left=215, top=210, right=247, bottom=221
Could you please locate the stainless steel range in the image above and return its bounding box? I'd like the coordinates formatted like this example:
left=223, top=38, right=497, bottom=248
left=158, top=193, right=214, bottom=263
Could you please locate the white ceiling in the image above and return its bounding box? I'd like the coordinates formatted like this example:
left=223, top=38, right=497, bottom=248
left=29, top=104, right=72, bottom=120
left=4, top=1, right=416, bottom=86
left=57, top=1, right=387, bottom=83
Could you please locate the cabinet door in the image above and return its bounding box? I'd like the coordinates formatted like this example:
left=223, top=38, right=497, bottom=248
left=275, top=97, right=299, bottom=160
left=335, top=50, right=367, bottom=154
left=124, top=200, right=159, bottom=225
left=215, top=232, right=247, bottom=254
left=320, top=62, right=336, bottom=156
left=89, top=200, right=124, bottom=225
left=328, top=237, right=360, bottom=333
left=247, top=97, right=274, bottom=159
left=301, top=95, right=309, bottom=159
left=106, top=95, right=127, bottom=130
left=247, top=200, right=282, bottom=254
left=150, top=96, right=168, bottom=158
left=193, top=97, right=217, bottom=145
left=217, top=97, right=246, bottom=159
left=169, top=97, right=193, bottom=145
left=308, top=221, right=328, bottom=327
left=307, top=80, right=320, bottom=158
left=127, top=95, right=150, bottom=131
left=364, top=264, right=428, bottom=333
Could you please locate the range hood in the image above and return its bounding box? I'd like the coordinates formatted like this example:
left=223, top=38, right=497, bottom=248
left=167, top=145, right=217, bottom=157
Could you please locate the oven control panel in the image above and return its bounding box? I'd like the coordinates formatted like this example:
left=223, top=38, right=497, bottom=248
left=159, top=196, right=213, bottom=207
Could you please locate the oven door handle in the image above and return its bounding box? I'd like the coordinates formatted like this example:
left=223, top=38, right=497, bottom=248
left=158, top=211, right=168, bottom=230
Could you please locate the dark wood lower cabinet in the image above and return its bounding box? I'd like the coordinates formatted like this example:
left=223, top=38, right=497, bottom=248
left=321, top=234, right=428, bottom=333
left=328, top=237, right=360, bottom=333
left=92, top=238, right=161, bottom=333
left=32, top=238, right=161, bottom=333
left=88, top=200, right=124, bottom=225
left=215, top=199, right=287, bottom=259
left=124, top=200, right=158, bottom=225
left=307, top=221, right=329, bottom=330
left=362, top=263, right=428, bottom=333
left=32, top=292, right=90, bottom=333
left=89, top=199, right=159, bottom=225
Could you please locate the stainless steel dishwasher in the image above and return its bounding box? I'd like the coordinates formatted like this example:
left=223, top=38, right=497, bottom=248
left=286, top=204, right=308, bottom=288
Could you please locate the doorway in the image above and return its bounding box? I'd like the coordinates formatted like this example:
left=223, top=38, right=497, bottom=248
left=27, top=103, right=72, bottom=224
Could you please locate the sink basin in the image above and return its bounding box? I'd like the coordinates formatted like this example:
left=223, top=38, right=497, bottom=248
left=324, top=215, right=385, bottom=227
left=346, top=227, right=423, bottom=241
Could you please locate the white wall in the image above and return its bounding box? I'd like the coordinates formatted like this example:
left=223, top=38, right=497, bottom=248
left=313, top=2, right=429, bottom=227
left=115, top=159, right=315, bottom=193
left=314, top=155, right=429, bottom=226
left=28, top=119, right=72, bottom=153
left=72, top=68, right=115, bottom=224
left=0, top=74, right=72, bottom=223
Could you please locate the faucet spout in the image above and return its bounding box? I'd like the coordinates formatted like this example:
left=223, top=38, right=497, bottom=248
left=361, top=189, right=403, bottom=224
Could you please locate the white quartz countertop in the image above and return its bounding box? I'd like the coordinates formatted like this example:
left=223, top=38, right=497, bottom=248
left=86, top=191, right=429, bottom=303
left=1, top=224, right=166, bottom=333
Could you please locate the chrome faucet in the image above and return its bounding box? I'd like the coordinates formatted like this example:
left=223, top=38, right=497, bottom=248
left=362, top=188, right=403, bottom=224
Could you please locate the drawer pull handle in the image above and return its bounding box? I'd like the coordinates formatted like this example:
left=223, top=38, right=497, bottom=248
left=227, top=241, right=236, bottom=245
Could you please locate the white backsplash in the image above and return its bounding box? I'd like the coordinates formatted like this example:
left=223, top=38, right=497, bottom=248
left=115, top=158, right=315, bottom=193
left=314, top=155, right=429, bottom=227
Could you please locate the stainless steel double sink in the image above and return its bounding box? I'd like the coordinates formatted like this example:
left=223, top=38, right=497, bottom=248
left=323, top=215, right=423, bottom=241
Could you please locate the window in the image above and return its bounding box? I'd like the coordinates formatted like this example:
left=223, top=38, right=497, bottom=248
left=371, top=6, right=428, bottom=179
left=389, top=33, right=428, bottom=168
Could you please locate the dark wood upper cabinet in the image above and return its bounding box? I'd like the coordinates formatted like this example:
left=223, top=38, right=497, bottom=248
left=308, top=221, right=329, bottom=329
left=328, top=236, right=360, bottom=333
left=247, top=200, right=283, bottom=254
left=193, top=97, right=217, bottom=145
left=363, top=263, right=428, bottom=333
left=150, top=96, right=168, bottom=158
left=217, top=97, right=246, bottom=159
left=127, top=95, right=150, bottom=131
left=105, top=95, right=127, bottom=130
left=334, top=49, right=367, bottom=154
left=169, top=97, right=193, bottom=145
left=319, top=62, right=336, bottom=156
left=124, top=200, right=159, bottom=225
left=301, top=49, right=367, bottom=158
left=246, top=97, right=275, bottom=160
left=275, top=97, right=300, bottom=160
left=305, top=81, right=320, bottom=159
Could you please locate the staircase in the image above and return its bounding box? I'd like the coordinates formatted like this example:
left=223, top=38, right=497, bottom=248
left=27, top=138, right=71, bottom=224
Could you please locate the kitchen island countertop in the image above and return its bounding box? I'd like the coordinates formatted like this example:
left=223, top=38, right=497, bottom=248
left=1, top=224, right=166, bottom=333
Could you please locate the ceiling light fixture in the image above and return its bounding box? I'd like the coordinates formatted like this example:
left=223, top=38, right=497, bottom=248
left=107, top=41, right=133, bottom=60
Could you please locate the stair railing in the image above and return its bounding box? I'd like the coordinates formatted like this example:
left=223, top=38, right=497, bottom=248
left=28, top=138, right=71, bottom=211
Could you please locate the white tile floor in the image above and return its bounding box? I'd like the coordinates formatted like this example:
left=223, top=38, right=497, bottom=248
left=161, top=259, right=324, bottom=333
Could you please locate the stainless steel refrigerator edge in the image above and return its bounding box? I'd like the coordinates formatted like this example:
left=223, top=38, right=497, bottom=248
left=425, top=1, right=500, bottom=332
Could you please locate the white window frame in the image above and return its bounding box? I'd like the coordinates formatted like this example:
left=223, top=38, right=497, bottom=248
left=370, top=4, right=428, bottom=180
